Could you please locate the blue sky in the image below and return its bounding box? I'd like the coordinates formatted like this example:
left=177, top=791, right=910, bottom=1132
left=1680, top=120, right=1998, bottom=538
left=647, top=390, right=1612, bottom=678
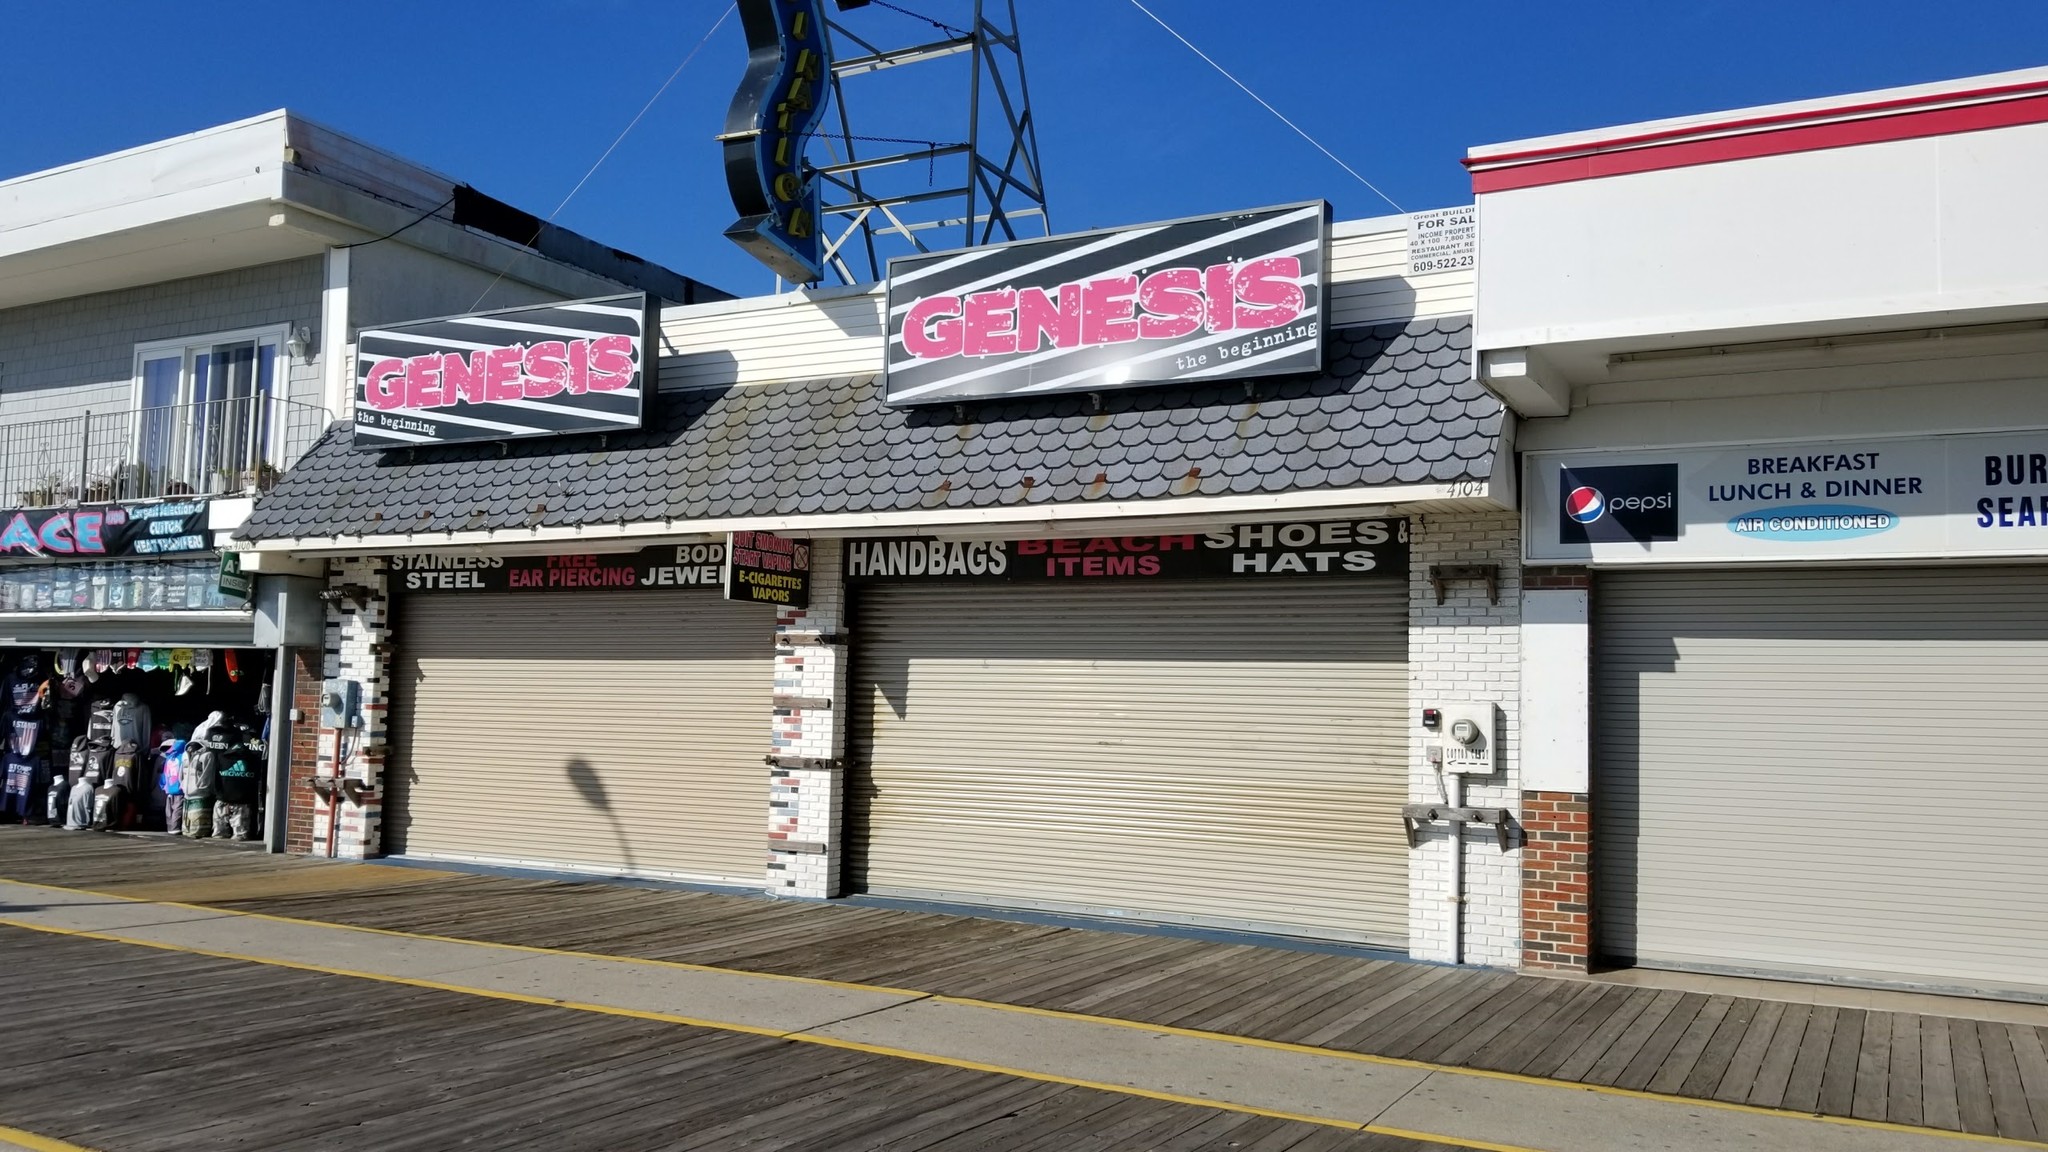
left=7, top=1, right=2048, bottom=296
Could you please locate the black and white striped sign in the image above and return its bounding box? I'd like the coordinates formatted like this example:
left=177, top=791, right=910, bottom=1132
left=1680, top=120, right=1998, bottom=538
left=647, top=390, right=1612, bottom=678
left=352, top=294, right=651, bottom=450
left=884, top=202, right=1328, bottom=406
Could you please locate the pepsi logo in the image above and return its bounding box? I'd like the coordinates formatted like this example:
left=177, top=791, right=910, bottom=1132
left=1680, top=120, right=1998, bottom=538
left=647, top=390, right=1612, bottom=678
left=1565, top=486, right=1605, bottom=523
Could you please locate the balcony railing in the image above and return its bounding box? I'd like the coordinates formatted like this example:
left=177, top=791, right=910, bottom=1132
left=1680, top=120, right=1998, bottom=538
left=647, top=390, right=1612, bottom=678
left=0, top=395, right=331, bottom=509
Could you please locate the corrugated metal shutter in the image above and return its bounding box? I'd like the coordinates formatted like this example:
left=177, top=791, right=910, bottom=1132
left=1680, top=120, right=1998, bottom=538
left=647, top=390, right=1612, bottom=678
left=386, top=590, right=772, bottom=886
left=1595, top=566, right=2048, bottom=996
left=850, top=578, right=1409, bottom=945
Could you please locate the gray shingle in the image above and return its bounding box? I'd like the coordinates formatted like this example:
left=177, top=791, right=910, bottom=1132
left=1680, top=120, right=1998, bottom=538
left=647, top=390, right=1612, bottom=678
left=239, top=316, right=1498, bottom=542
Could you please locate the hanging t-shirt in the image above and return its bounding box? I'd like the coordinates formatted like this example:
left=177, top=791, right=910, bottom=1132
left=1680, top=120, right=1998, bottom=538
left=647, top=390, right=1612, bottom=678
left=215, top=742, right=261, bottom=806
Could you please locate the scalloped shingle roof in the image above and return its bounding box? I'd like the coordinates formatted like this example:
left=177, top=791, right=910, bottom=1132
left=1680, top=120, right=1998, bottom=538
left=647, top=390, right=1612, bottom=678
left=239, top=316, right=1495, bottom=541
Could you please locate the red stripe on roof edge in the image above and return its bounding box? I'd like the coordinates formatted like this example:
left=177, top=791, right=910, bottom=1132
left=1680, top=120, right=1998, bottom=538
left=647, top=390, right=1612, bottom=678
left=1466, top=76, right=2048, bottom=170
left=1471, top=89, right=2048, bottom=194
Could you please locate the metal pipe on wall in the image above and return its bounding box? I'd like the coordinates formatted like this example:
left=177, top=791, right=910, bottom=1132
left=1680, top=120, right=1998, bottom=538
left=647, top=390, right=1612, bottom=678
left=262, top=646, right=293, bottom=853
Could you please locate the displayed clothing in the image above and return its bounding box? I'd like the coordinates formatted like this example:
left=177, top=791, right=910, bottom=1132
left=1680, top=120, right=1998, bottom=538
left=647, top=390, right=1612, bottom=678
left=212, top=801, right=254, bottom=840
left=1, top=647, right=270, bottom=837
left=64, top=777, right=93, bottom=830
left=111, top=693, right=151, bottom=752
left=2, top=655, right=45, bottom=822
left=180, top=796, right=211, bottom=838
left=158, top=739, right=188, bottom=835
left=1, top=756, right=32, bottom=818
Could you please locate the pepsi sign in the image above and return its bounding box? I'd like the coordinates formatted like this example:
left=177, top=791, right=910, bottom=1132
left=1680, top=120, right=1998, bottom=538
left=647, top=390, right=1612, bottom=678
left=1559, top=464, right=1678, bottom=543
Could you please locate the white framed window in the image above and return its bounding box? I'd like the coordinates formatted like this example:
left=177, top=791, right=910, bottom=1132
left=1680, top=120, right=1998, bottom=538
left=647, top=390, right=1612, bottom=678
left=129, top=325, right=287, bottom=497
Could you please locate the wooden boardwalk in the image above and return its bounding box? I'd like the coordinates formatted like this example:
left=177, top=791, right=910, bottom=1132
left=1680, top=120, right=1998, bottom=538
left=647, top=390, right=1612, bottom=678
left=3, top=827, right=2043, bottom=1144
left=0, top=926, right=1461, bottom=1152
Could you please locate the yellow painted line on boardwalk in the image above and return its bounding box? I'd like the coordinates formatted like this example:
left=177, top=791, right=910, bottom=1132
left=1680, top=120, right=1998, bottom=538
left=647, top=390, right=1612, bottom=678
left=927, top=993, right=2048, bottom=1150
left=5, top=875, right=2045, bottom=1151
left=0, top=875, right=930, bottom=998
left=0, top=1122, right=98, bottom=1152
left=0, top=915, right=1543, bottom=1152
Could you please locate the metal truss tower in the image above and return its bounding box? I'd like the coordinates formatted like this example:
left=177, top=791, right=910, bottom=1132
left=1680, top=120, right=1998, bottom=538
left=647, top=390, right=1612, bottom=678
left=814, top=0, right=1051, bottom=285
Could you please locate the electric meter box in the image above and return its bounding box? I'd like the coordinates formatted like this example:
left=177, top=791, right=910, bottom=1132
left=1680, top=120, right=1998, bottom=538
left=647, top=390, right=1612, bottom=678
left=1434, top=702, right=1499, bottom=775
left=320, top=679, right=361, bottom=729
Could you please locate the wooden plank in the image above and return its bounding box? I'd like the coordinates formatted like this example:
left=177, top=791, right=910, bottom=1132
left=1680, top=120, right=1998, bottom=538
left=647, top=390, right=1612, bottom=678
left=1850, top=1009, right=1893, bottom=1121
left=1979, top=1020, right=2040, bottom=1142
left=1779, top=1003, right=1837, bottom=1114
left=1426, top=976, right=1576, bottom=1067
left=1252, top=959, right=1406, bottom=1041
left=1336, top=976, right=1519, bottom=1058
left=1290, top=963, right=1449, bottom=1047
left=1816, top=1007, right=1866, bottom=1117
left=1951, top=1012, right=1998, bottom=1136
left=1886, top=1011, right=1923, bottom=1128
left=1922, top=1014, right=1963, bottom=1131
left=1375, top=979, right=1542, bottom=1062
left=1152, top=951, right=1340, bottom=1033
left=1189, top=955, right=1392, bottom=1038
left=1615, top=992, right=1713, bottom=1092
left=1474, top=981, right=1616, bottom=1075
left=1516, top=985, right=1646, bottom=1079
left=1056, top=939, right=1277, bottom=1015
left=2008, top=1023, right=2048, bottom=1138
left=1546, top=988, right=1664, bottom=1083
left=1658, top=995, right=1743, bottom=1097
left=1579, top=989, right=1687, bottom=1087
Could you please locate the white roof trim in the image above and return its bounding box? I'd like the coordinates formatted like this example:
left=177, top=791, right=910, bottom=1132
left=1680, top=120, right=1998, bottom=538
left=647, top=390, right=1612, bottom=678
left=239, top=482, right=1507, bottom=556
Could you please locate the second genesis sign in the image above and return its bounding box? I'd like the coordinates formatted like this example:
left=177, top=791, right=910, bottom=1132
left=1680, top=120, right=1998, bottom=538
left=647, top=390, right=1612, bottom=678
left=883, top=202, right=1329, bottom=406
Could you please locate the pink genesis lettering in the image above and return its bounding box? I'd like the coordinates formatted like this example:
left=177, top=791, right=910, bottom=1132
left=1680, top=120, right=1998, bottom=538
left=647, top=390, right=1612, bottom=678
left=901, top=257, right=1304, bottom=362
left=364, top=334, right=637, bottom=412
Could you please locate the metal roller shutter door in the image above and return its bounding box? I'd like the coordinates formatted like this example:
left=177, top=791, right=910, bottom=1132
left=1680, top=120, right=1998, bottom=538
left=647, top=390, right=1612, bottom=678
left=850, top=578, right=1410, bottom=945
left=1595, top=566, right=2048, bottom=997
left=386, top=590, right=772, bottom=885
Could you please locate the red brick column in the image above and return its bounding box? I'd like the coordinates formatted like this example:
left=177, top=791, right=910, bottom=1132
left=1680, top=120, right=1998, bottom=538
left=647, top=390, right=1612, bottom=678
left=1521, top=566, right=1592, bottom=970
left=1522, top=791, right=1591, bottom=969
left=1523, top=566, right=1590, bottom=591
left=285, top=647, right=323, bottom=855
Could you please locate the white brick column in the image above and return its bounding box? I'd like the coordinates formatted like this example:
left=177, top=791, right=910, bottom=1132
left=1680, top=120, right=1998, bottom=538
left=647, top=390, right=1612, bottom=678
left=1407, top=511, right=1523, bottom=966
left=310, top=557, right=390, bottom=860
left=765, top=539, right=848, bottom=897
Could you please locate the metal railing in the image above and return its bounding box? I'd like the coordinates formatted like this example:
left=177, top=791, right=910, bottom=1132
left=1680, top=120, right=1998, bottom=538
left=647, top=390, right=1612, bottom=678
left=0, top=395, right=331, bottom=509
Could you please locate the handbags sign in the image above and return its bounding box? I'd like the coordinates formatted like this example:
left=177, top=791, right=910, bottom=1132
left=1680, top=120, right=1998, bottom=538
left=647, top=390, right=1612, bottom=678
left=883, top=202, right=1329, bottom=406
left=845, top=519, right=1407, bottom=584
left=353, top=294, right=650, bottom=450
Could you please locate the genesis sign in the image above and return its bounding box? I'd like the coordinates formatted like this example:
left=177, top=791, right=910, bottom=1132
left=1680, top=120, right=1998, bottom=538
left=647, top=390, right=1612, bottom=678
left=353, top=294, right=650, bottom=450
left=1527, top=430, right=2048, bottom=563
left=883, top=202, right=1329, bottom=406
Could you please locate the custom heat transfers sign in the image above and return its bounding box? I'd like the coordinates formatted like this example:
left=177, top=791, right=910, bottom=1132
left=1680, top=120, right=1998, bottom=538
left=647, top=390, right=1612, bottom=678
left=883, top=202, right=1330, bottom=406
left=1527, top=429, right=2048, bottom=563
left=353, top=294, right=650, bottom=450
left=846, top=518, right=1407, bottom=584
left=0, top=502, right=211, bottom=558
